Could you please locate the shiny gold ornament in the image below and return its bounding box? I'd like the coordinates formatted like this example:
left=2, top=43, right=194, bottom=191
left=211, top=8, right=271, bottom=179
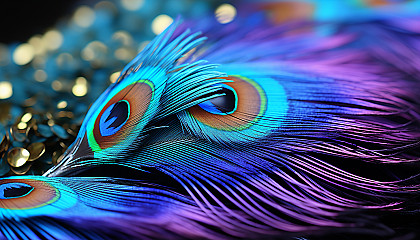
left=27, top=142, right=46, bottom=161
left=25, top=120, right=36, bottom=136
left=0, top=134, right=9, bottom=152
left=10, top=126, right=26, bottom=142
left=7, top=147, right=30, bottom=167
left=10, top=162, right=32, bottom=175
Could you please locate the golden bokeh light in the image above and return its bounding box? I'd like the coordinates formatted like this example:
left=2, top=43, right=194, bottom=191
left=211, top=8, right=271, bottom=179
left=76, top=76, right=87, bottom=85
left=72, top=77, right=88, bottom=97
left=112, top=31, right=133, bottom=46
left=13, top=43, right=35, bottom=65
left=151, top=14, right=173, bottom=35
left=17, top=122, right=27, bottom=130
left=0, top=81, right=13, bottom=99
left=56, top=53, right=74, bottom=67
left=57, top=100, right=68, bottom=109
left=21, top=113, right=32, bottom=123
left=34, top=69, right=47, bottom=82
left=52, top=80, right=63, bottom=91
left=43, top=30, right=64, bottom=51
left=72, top=84, right=88, bottom=97
left=73, top=6, right=96, bottom=28
left=81, top=41, right=108, bottom=61
left=28, top=35, right=45, bottom=55
left=114, top=47, right=134, bottom=61
left=110, top=71, right=121, bottom=83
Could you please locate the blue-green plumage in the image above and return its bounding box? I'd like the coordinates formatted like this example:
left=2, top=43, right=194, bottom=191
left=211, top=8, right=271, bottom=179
left=0, top=176, right=221, bottom=239
left=1, top=11, right=420, bottom=240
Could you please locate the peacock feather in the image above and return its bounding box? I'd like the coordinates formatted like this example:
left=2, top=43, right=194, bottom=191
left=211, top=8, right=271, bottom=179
left=1, top=12, right=420, bottom=239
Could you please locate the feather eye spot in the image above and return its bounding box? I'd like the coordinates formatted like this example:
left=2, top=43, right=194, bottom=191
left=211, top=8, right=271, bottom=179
left=90, top=80, right=154, bottom=151
left=0, top=183, right=33, bottom=199
left=0, top=179, right=59, bottom=210
left=179, top=73, right=287, bottom=142
left=189, top=75, right=267, bottom=131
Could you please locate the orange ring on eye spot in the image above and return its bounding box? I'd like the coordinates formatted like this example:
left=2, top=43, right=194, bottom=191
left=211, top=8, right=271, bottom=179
left=91, top=80, right=154, bottom=150
left=188, top=75, right=266, bottom=131
left=0, top=178, right=59, bottom=210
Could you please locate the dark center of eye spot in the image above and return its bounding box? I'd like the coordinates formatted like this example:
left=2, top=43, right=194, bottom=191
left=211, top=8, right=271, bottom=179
left=0, top=183, right=34, bottom=199
left=99, top=100, right=130, bottom=137
left=211, top=87, right=237, bottom=113
left=106, top=101, right=129, bottom=128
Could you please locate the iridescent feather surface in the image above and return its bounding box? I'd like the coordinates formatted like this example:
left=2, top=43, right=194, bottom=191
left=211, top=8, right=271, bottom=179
left=1, top=9, right=420, bottom=240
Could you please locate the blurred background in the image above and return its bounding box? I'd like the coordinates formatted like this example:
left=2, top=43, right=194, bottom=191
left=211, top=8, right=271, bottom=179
left=0, top=0, right=419, bottom=176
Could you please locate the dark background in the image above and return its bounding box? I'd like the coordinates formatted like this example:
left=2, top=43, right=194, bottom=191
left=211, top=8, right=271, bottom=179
left=0, top=1, right=78, bottom=43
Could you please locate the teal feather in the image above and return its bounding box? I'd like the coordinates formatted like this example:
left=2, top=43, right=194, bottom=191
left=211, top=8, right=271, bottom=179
left=0, top=176, right=226, bottom=239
